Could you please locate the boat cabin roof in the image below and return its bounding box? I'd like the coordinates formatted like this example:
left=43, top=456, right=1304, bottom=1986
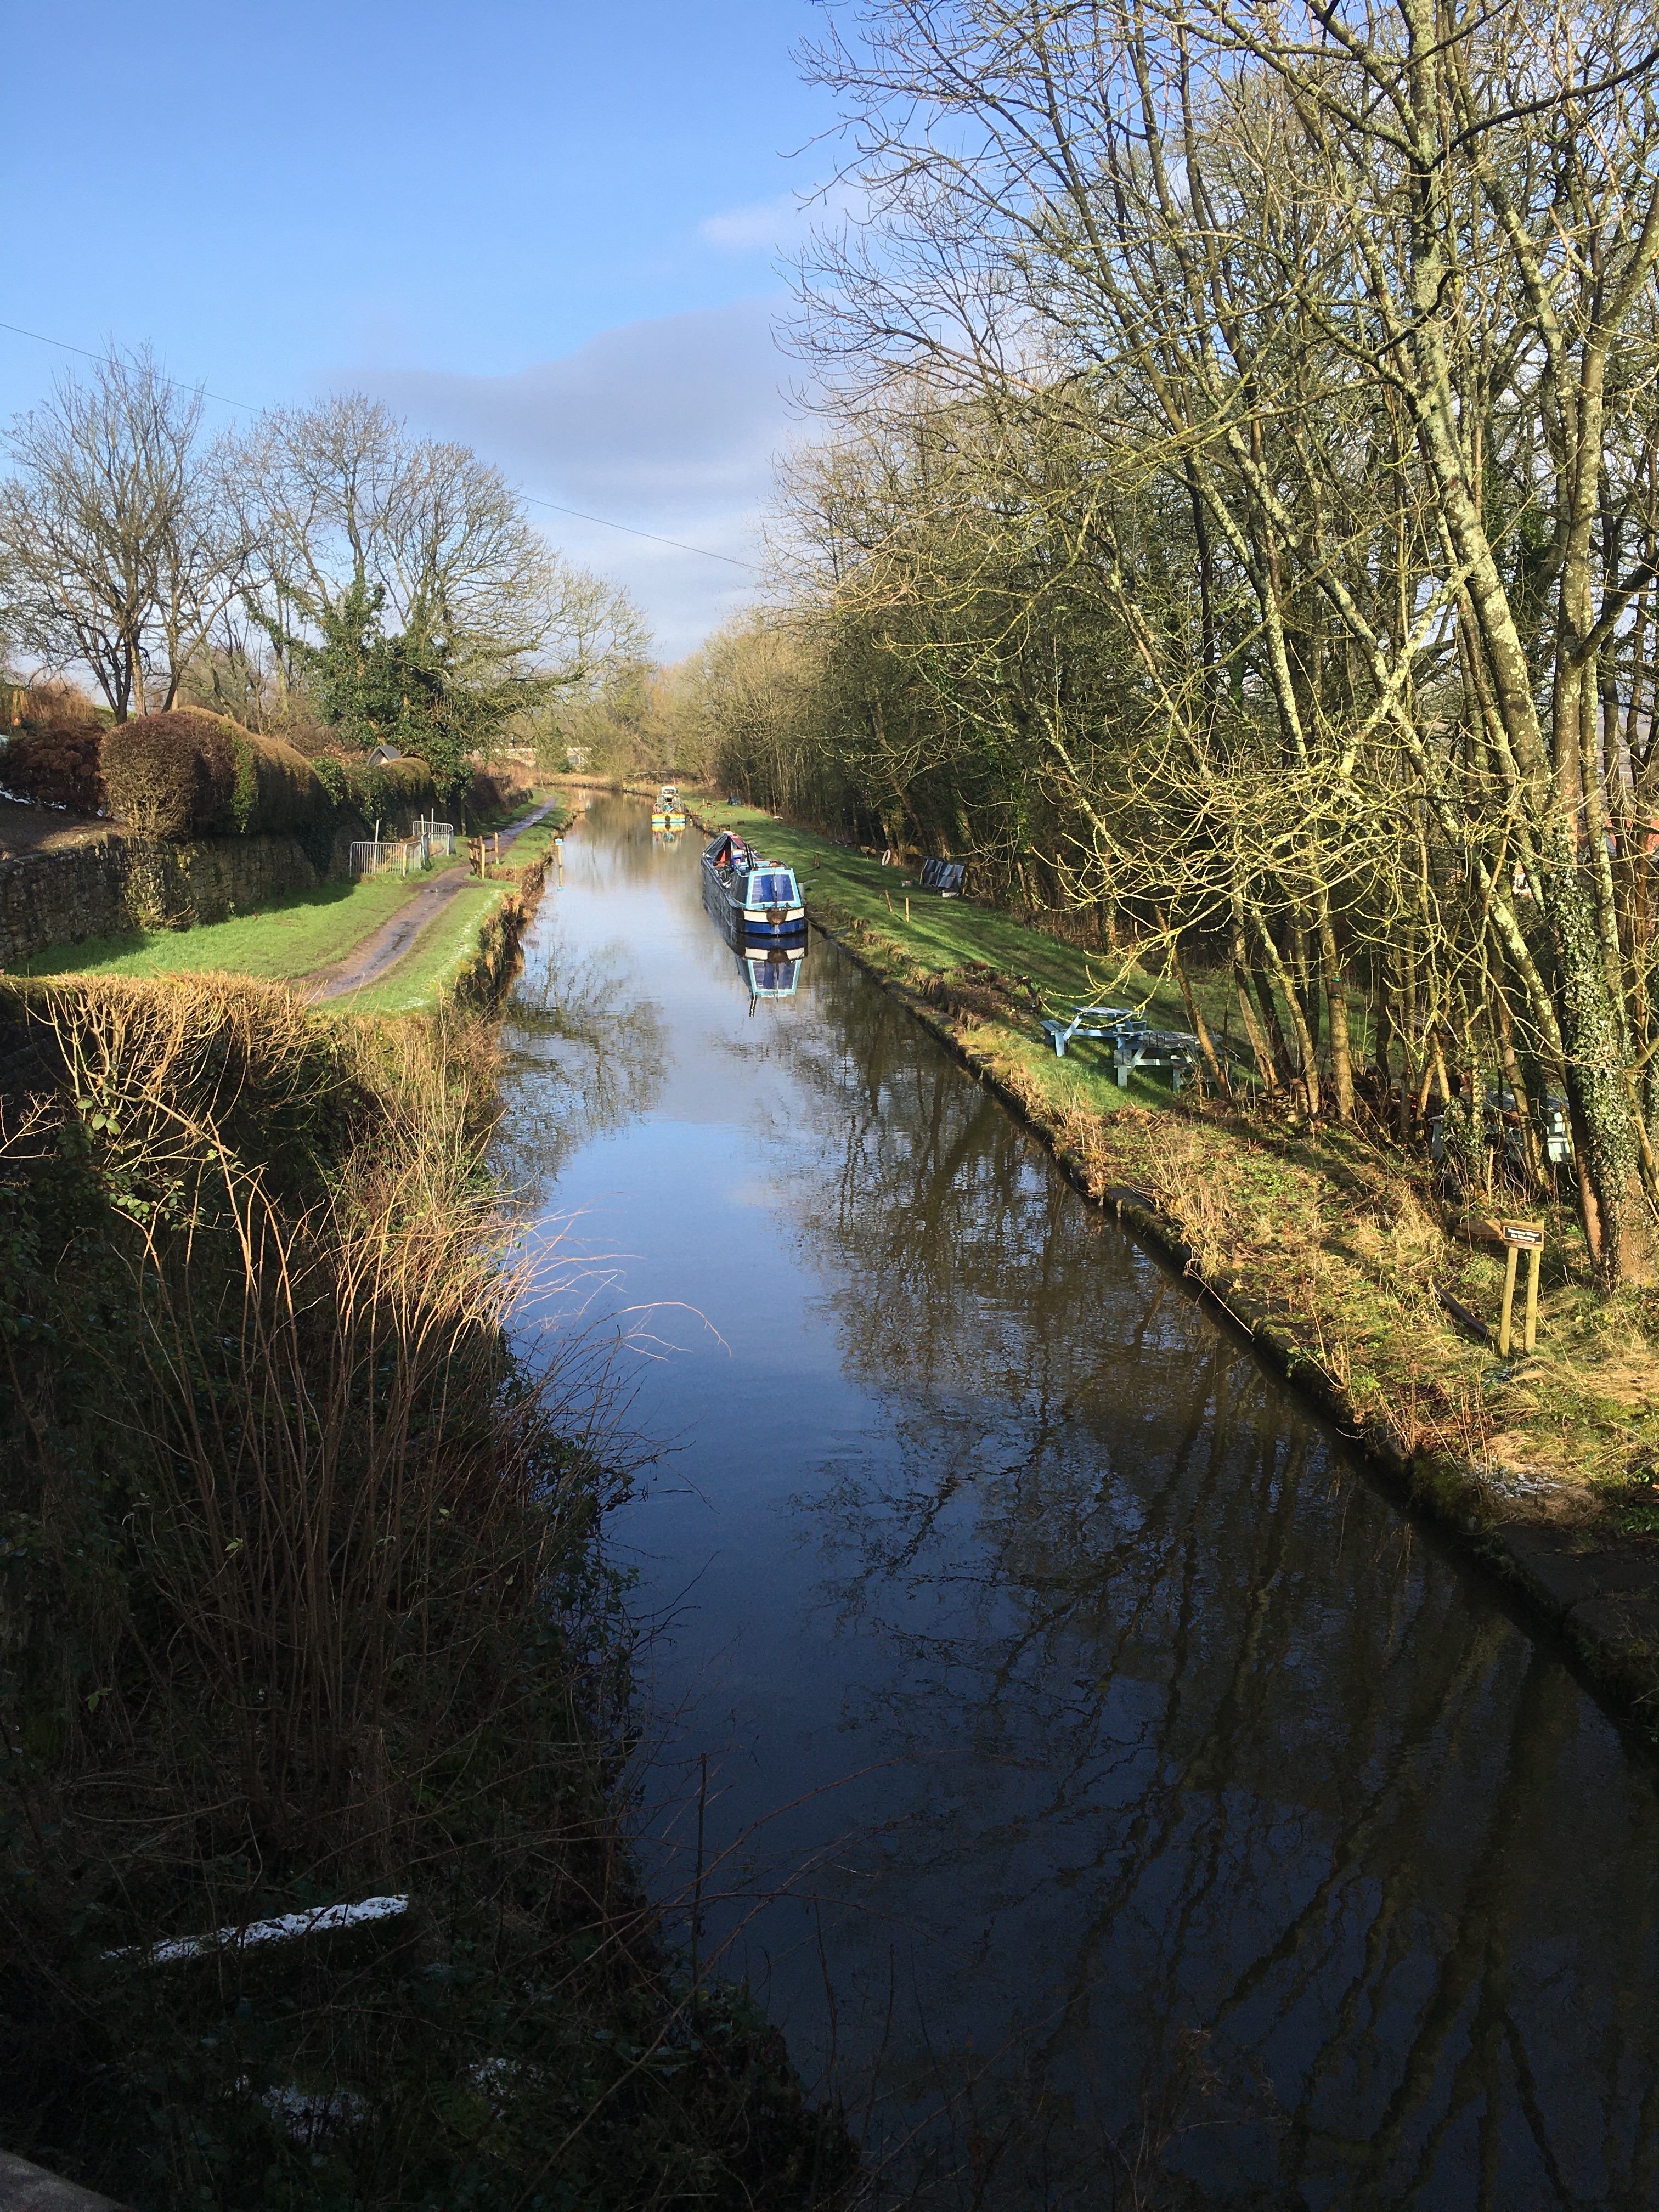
left=706, top=830, right=755, bottom=869
left=706, top=832, right=800, bottom=888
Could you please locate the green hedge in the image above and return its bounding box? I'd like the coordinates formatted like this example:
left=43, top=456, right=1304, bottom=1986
left=100, top=715, right=455, bottom=854
left=310, top=749, right=439, bottom=825
left=101, top=713, right=331, bottom=841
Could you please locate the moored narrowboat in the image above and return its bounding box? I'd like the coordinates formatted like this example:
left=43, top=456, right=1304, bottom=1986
left=701, top=831, right=807, bottom=946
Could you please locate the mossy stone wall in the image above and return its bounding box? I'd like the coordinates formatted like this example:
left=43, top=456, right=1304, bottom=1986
left=0, top=826, right=361, bottom=968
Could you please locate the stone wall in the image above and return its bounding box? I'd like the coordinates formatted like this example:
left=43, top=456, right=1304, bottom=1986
left=0, top=825, right=362, bottom=970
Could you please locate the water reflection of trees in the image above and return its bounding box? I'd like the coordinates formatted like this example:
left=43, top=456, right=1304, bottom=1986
left=569, top=792, right=697, bottom=889
left=495, top=923, right=668, bottom=1198
left=770, top=959, right=1659, bottom=2208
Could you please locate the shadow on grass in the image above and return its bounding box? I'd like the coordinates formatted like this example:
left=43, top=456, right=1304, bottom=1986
left=20, top=879, right=402, bottom=979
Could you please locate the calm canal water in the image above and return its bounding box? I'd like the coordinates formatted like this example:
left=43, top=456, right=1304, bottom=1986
left=500, top=795, right=1659, bottom=2210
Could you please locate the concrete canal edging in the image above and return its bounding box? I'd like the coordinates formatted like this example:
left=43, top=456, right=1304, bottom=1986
left=0, top=2148, right=131, bottom=2212
left=678, top=802, right=1659, bottom=1733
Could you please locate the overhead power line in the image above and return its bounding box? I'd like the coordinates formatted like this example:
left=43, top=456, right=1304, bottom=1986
left=514, top=489, right=756, bottom=568
left=0, top=314, right=760, bottom=573
left=0, top=317, right=258, bottom=412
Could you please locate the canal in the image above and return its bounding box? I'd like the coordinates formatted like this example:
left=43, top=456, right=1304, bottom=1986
left=500, top=794, right=1659, bottom=2209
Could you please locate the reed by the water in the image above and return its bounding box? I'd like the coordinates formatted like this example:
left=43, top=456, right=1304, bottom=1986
left=0, top=974, right=854, bottom=2210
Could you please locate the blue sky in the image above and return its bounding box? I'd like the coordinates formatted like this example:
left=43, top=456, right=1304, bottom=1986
left=1, top=0, right=842, bottom=653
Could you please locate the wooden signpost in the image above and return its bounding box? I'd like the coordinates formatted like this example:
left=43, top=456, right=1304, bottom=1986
left=1498, top=1221, right=1544, bottom=1355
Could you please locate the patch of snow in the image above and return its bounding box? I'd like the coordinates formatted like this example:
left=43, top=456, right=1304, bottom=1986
left=107, top=1893, right=409, bottom=1963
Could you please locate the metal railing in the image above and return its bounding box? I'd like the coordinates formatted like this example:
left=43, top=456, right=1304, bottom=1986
left=349, top=822, right=456, bottom=877
left=350, top=836, right=427, bottom=877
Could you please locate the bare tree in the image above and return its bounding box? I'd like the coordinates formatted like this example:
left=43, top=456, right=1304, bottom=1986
left=0, top=346, right=251, bottom=719
left=781, top=0, right=1659, bottom=1289
left=241, top=394, right=650, bottom=775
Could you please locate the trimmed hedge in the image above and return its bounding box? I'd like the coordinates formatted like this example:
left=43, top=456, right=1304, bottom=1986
left=311, top=749, right=439, bottom=825
left=94, top=714, right=456, bottom=863
left=468, top=767, right=534, bottom=822
left=1, top=722, right=106, bottom=815
left=101, top=713, right=335, bottom=841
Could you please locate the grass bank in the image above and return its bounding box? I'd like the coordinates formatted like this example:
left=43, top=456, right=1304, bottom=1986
left=17, top=866, right=450, bottom=984
left=16, top=796, right=566, bottom=1021
left=696, top=798, right=1659, bottom=1717
left=0, top=973, right=853, bottom=2209
left=324, top=876, right=518, bottom=1016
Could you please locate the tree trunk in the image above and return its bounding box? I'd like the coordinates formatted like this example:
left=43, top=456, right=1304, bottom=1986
left=1316, top=903, right=1355, bottom=1120
left=1255, top=919, right=1321, bottom=1115
left=1231, top=907, right=1278, bottom=1090
left=1162, top=919, right=1228, bottom=1090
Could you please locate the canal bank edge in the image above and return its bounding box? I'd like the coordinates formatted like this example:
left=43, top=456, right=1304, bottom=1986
left=679, top=800, right=1659, bottom=1734
left=316, top=801, right=567, bottom=1018
left=447, top=816, right=563, bottom=1012
left=0, top=939, right=861, bottom=2208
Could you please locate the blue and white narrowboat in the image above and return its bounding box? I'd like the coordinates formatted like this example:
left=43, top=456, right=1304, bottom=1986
left=701, top=831, right=807, bottom=946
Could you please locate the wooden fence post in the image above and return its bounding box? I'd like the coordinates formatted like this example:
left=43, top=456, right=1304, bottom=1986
left=1499, top=1222, right=1544, bottom=1355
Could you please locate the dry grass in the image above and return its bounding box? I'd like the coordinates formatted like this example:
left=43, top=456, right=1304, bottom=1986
left=0, top=973, right=856, bottom=2208
left=809, top=893, right=1659, bottom=1542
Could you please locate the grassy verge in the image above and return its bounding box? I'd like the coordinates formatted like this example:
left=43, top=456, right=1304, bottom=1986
left=16, top=865, right=457, bottom=983
left=326, top=810, right=564, bottom=1019
left=0, top=974, right=853, bottom=2209
left=696, top=800, right=1328, bottom=1091
left=693, top=797, right=1659, bottom=1693
left=325, top=879, right=517, bottom=1017
left=18, top=799, right=565, bottom=1020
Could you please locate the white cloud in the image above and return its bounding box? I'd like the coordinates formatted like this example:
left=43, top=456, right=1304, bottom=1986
left=698, top=180, right=864, bottom=258
left=699, top=192, right=803, bottom=253
left=352, top=299, right=808, bottom=657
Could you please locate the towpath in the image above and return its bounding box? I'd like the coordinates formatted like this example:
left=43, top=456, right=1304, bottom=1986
left=311, top=803, right=558, bottom=1000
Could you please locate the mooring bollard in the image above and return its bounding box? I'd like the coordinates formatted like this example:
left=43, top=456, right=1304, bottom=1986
left=1498, top=1220, right=1544, bottom=1355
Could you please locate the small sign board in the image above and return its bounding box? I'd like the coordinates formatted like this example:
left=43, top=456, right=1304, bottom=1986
left=1501, top=1221, right=1545, bottom=1248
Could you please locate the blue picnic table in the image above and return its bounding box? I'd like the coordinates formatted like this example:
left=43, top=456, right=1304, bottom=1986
left=1040, top=1006, right=1201, bottom=1089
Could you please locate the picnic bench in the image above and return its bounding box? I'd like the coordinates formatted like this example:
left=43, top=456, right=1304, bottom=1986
left=1039, top=1006, right=1201, bottom=1090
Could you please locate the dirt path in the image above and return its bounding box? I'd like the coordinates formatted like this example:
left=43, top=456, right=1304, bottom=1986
left=311, top=804, right=559, bottom=1001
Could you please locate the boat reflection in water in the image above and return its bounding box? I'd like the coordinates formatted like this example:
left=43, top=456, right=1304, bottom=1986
left=736, top=941, right=806, bottom=1012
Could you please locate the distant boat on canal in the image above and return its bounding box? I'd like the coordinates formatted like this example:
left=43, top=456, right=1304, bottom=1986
left=701, top=830, right=807, bottom=950
left=652, top=784, right=687, bottom=831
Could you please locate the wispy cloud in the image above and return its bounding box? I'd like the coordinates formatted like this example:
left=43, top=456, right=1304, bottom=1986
left=699, top=191, right=803, bottom=253
left=698, top=179, right=861, bottom=257
left=352, top=300, right=805, bottom=656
